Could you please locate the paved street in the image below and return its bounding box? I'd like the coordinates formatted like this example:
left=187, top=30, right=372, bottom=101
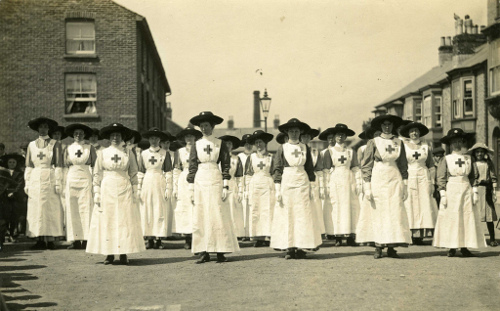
left=1, top=236, right=499, bottom=311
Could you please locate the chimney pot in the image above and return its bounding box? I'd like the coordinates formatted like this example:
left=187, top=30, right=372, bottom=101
left=440, top=37, right=446, bottom=46
left=227, top=115, right=234, bottom=129
left=446, top=36, right=452, bottom=45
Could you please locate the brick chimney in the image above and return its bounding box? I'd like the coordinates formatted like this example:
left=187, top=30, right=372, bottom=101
left=253, top=90, right=261, bottom=128
left=227, top=115, right=234, bottom=129
left=438, top=36, right=453, bottom=66
left=273, top=114, right=280, bottom=129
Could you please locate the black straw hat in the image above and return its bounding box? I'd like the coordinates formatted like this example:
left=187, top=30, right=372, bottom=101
left=440, top=128, right=475, bottom=145
left=49, top=125, right=68, bottom=140
left=189, top=111, right=224, bottom=127
left=176, top=127, right=202, bottom=141
left=219, top=135, right=242, bottom=148
left=0, top=153, right=25, bottom=169
left=27, top=117, right=58, bottom=132
left=370, top=114, right=403, bottom=133
left=137, top=140, right=151, bottom=150
left=127, top=130, right=142, bottom=143
left=99, top=123, right=132, bottom=141
left=247, top=130, right=274, bottom=144
left=278, top=118, right=311, bottom=133
left=276, top=133, right=288, bottom=145
left=65, top=123, right=93, bottom=139
left=142, top=127, right=170, bottom=141
left=240, top=134, right=252, bottom=147
left=88, top=128, right=102, bottom=140
left=303, top=128, right=320, bottom=139
left=358, top=127, right=375, bottom=140
left=399, top=122, right=429, bottom=138
left=169, top=140, right=184, bottom=152
left=160, top=131, right=176, bottom=143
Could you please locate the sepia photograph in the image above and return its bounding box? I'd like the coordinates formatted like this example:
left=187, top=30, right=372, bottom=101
left=0, top=0, right=499, bottom=310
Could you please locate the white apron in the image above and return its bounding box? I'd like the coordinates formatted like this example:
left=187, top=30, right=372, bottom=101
left=248, top=153, right=275, bottom=237
left=65, top=143, right=93, bottom=241
left=403, top=143, right=438, bottom=230
left=86, top=146, right=145, bottom=255
left=238, top=152, right=251, bottom=237
left=192, top=137, right=240, bottom=253
left=26, top=140, right=64, bottom=237
left=371, top=137, right=412, bottom=245
left=355, top=145, right=376, bottom=243
left=271, top=142, right=322, bottom=250
left=226, top=155, right=245, bottom=237
left=311, top=151, right=326, bottom=234
left=433, top=154, right=486, bottom=249
left=173, top=147, right=193, bottom=234
left=140, top=148, right=172, bottom=237
left=328, top=147, right=360, bottom=236
left=321, top=148, right=335, bottom=235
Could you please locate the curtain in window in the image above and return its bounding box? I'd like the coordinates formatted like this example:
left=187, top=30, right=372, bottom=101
left=65, top=74, right=97, bottom=114
left=66, top=22, right=95, bottom=54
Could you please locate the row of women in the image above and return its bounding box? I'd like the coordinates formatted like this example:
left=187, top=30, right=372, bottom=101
left=21, top=112, right=497, bottom=264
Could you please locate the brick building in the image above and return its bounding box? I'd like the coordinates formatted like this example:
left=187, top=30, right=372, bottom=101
left=0, top=0, right=181, bottom=152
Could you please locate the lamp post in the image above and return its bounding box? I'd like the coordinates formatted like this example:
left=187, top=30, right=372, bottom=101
left=260, top=89, right=272, bottom=132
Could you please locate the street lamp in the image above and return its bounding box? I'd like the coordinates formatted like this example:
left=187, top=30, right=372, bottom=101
left=260, top=89, right=272, bottom=132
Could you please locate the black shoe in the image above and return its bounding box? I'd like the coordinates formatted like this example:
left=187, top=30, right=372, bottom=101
left=119, top=254, right=129, bottom=265
left=334, top=239, right=341, bottom=247
left=104, top=255, right=114, bottom=265
left=387, top=247, right=400, bottom=258
left=146, top=239, right=154, bottom=249
left=216, top=253, right=228, bottom=263
left=460, top=248, right=476, bottom=257
left=447, top=249, right=456, bottom=257
left=374, top=247, right=383, bottom=259
left=346, top=237, right=356, bottom=246
left=254, top=240, right=265, bottom=247
left=196, top=252, right=210, bottom=264
left=67, top=241, right=81, bottom=250
left=285, top=249, right=296, bottom=260
left=31, top=241, right=47, bottom=250
left=263, top=241, right=271, bottom=247
left=295, top=249, right=307, bottom=259
left=184, top=237, right=192, bottom=250
left=81, top=241, right=87, bottom=249
left=47, top=242, right=56, bottom=250
left=154, top=239, right=163, bottom=249
left=412, top=238, right=423, bottom=245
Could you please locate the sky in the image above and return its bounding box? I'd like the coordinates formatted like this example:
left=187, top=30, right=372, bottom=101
left=115, top=0, right=486, bottom=134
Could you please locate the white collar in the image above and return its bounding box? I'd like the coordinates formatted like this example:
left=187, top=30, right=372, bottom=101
left=149, top=147, right=161, bottom=152
left=39, top=135, right=50, bottom=140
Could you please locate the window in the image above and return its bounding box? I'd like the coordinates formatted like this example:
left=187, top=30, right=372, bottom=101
left=491, top=67, right=500, bottom=95
left=65, top=74, right=97, bottom=114
left=463, top=80, right=474, bottom=116
left=415, top=101, right=422, bottom=122
left=66, top=21, right=95, bottom=54
left=423, top=96, right=432, bottom=127
left=453, top=81, right=462, bottom=119
left=435, top=96, right=442, bottom=128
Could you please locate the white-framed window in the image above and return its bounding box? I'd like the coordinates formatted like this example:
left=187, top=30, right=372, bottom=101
left=415, top=101, right=422, bottom=122
left=435, top=96, right=442, bottom=128
left=463, top=79, right=474, bottom=116
left=66, top=21, right=95, bottom=55
left=423, top=95, right=432, bottom=127
left=65, top=74, right=97, bottom=114
left=452, top=80, right=462, bottom=119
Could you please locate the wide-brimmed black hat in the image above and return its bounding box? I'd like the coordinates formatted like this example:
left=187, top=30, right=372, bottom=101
left=370, top=114, right=403, bottom=132
left=169, top=140, right=184, bottom=152
left=219, top=135, right=242, bottom=148
left=176, top=127, right=202, bottom=141
left=137, top=140, right=151, bottom=150
left=240, top=134, right=252, bottom=147
left=399, top=122, right=429, bottom=138
left=319, top=124, right=355, bottom=141
left=27, top=117, right=58, bottom=132
left=88, top=128, right=102, bottom=140
left=65, top=123, right=93, bottom=139
left=0, top=153, right=25, bottom=168
left=100, top=123, right=132, bottom=141
left=247, top=130, right=274, bottom=144
left=358, top=127, right=375, bottom=140
left=127, top=130, right=142, bottom=143
left=303, top=128, right=320, bottom=139
left=49, top=125, right=68, bottom=140
left=189, top=111, right=224, bottom=127
left=160, top=131, right=176, bottom=143
left=276, top=133, right=288, bottom=144
left=0, top=167, right=17, bottom=186
left=278, top=118, right=311, bottom=133
left=432, top=146, right=445, bottom=155
left=142, top=127, right=170, bottom=141
left=440, top=128, right=475, bottom=145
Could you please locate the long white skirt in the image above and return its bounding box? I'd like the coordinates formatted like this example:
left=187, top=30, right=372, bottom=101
left=355, top=182, right=376, bottom=243
left=404, top=166, right=438, bottom=230
left=371, top=162, right=412, bottom=245
left=329, top=168, right=359, bottom=236
left=271, top=167, right=322, bottom=250
left=311, top=180, right=326, bottom=234
left=140, top=170, right=172, bottom=237
left=322, top=194, right=334, bottom=235
left=226, top=178, right=245, bottom=237
left=248, top=174, right=275, bottom=237
left=26, top=167, right=64, bottom=237
left=173, top=169, right=193, bottom=234
left=433, top=176, right=486, bottom=249
left=65, top=165, right=93, bottom=241
left=192, top=163, right=239, bottom=253
left=86, top=171, right=145, bottom=255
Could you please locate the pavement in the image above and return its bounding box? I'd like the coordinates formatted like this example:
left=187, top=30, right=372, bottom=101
left=0, top=235, right=499, bottom=311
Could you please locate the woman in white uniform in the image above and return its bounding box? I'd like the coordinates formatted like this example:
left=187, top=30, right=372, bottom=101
left=187, top=112, right=240, bottom=263
left=319, top=130, right=335, bottom=239
left=321, top=124, right=361, bottom=246
left=24, top=117, right=64, bottom=250
left=238, top=134, right=253, bottom=241
left=173, top=127, right=202, bottom=250
left=64, top=123, right=97, bottom=250
left=361, top=115, right=411, bottom=259
left=137, top=128, right=174, bottom=250
left=218, top=136, right=245, bottom=239
left=86, top=123, right=145, bottom=265
left=272, top=118, right=322, bottom=259
left=244, top=130, right=275, bottom=247
left=433, top=128, right=486, bottom=257
left=399, top=122, right=438, bottom=245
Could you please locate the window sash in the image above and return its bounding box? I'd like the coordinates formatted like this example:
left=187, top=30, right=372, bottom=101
left=435, top=97, right=442, bottom=127
left=66, top=22, right=95, bottom=54
left=463, top=80, right=473, bottom=116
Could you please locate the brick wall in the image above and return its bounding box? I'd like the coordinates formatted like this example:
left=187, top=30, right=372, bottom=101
left=0, top=0, right=167, bottom=152
left=476, top=69, right=488, bottom=143
left=441, top=84, right=452, bottom=136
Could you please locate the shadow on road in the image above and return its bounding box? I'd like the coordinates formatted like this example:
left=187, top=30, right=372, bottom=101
left=130, top=256, right=195, bottom=266
left=0, top=247, right=58, bottom=310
